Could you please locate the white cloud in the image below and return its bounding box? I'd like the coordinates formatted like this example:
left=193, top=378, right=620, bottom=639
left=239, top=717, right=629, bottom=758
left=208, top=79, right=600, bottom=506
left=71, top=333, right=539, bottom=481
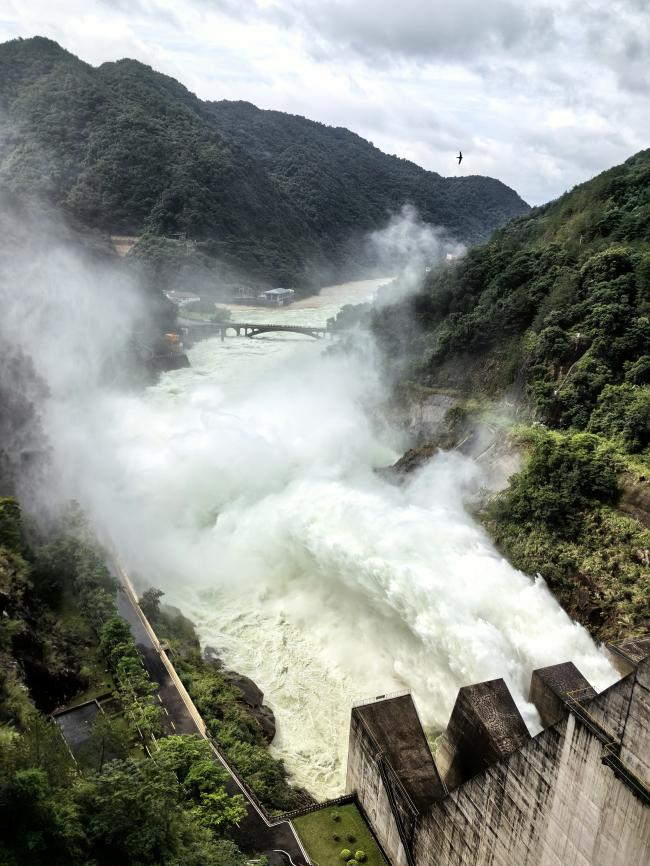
left=0, top=0, right=648, bottom=204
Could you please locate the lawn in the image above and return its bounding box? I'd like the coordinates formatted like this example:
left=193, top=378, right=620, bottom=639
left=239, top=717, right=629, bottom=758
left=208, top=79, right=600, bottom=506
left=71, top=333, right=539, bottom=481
left=293, top=804, right=388, bottom=866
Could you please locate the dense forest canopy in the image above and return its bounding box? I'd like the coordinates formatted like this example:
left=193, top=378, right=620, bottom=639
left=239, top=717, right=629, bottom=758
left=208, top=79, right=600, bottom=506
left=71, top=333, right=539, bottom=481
left=370, top=149, right=650, bottom=641
left=0, top=501, right=251, bottom=866
left=0, top=36, right=529, bottom=290
left=376, top=149, right=650, bottom=432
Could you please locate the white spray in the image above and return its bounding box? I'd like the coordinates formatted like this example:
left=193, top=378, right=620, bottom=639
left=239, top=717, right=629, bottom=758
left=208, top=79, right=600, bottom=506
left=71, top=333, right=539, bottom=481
left=1, top=204, right=616, bottom=797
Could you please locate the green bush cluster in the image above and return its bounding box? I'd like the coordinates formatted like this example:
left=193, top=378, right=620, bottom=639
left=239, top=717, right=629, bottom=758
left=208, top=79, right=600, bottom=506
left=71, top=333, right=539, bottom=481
left=143, top=594, right=305, bottom=814
left=489, top=431, right=619, bottom=535
left=0, top=502, right=249, bottom=866
left=486, top=431, right=650, bottom=639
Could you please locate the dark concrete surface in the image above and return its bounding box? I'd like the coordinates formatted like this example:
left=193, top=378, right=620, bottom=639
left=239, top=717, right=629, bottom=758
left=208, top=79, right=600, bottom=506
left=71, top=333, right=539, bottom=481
left=607, top=636, right=650, bottom=670
left=438, top=678, right=530, bottom=790
left=529, top=662, right=596, bottom=728
left=53, top=700, right=100, bottom=757
left=354, top=694, right=446, bottom=808
left=115, top=586, right=309, bottom=865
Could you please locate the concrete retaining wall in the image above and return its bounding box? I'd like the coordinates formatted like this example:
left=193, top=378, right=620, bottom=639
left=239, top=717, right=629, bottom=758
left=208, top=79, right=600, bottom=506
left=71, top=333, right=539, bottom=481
left=347, top=659, right=650, bottom=866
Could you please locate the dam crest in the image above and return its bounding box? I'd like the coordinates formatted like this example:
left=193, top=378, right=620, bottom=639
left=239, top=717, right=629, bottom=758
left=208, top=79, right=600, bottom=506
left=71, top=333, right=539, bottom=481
left=346, top=638, right=650, bottom=866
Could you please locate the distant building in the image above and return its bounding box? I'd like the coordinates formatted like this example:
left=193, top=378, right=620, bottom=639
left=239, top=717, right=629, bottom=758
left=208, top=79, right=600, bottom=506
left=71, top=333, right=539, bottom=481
left=164, top=290, right=201, bottom=307
left=258, top=287, right=295, bottom=306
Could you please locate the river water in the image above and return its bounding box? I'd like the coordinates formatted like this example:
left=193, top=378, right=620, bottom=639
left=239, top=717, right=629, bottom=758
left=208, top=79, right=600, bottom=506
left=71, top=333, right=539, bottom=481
left=50, top=277, right=617, bottom=797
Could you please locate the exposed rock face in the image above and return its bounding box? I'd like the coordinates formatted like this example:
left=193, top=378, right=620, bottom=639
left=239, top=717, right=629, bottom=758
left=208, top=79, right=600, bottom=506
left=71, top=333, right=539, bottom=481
left=203, top=646, right=277, bottom=743
left=223, top=671, right=277, bottom=743
left=402, top=393, right=461, bottom=445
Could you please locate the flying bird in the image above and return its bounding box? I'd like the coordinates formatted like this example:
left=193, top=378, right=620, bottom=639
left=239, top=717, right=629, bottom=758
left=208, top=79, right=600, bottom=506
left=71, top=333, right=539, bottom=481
left=457, top=151, right=463, bottom=164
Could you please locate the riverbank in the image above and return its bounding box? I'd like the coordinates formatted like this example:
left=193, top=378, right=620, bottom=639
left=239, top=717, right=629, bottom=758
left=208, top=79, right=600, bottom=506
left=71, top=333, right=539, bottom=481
left=139, top=591, right=313, bottom=814
left=386, top=387, right=650, bottom=645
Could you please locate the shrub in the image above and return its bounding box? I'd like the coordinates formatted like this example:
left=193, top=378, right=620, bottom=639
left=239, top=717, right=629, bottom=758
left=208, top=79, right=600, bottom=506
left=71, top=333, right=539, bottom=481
left=340, top=849, right=352, bottom=861
left=355, top=852, right=367, bottom=862
left=346, top=834, right=356, bottom=843
left=490, top=431, right=619, bottom=535
left=332, top=811, right=340, bottom=821
left=589, top=383, right=650, bottom=452
left=625, top=356, right=650, bottom=385
left=332, top=834, right=340, bottom=842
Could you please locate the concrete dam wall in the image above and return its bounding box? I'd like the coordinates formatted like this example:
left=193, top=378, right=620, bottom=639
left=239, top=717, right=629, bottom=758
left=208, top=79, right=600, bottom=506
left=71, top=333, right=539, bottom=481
left=346, top=640, right=650, bottom=866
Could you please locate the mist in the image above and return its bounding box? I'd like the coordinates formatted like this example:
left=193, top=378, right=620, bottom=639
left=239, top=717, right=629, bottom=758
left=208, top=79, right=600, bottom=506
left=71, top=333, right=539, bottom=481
left=0, top=199, right=617, bottom=796
left=367, top=204, right=466, bottom=304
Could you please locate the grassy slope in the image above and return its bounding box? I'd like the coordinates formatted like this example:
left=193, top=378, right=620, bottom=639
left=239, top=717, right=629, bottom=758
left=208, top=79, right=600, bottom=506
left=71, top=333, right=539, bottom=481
left=294, top=804, right=388, bottom=866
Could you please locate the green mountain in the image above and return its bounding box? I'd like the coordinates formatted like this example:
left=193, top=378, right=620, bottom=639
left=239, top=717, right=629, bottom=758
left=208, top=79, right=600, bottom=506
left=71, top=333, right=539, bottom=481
left=382, top=149, right=650, bottom=430
left=372, top=150, right=650, bottom=641
left=205, top=100, right=525, bottom=250
left=0, top=36, right=529, bottom=289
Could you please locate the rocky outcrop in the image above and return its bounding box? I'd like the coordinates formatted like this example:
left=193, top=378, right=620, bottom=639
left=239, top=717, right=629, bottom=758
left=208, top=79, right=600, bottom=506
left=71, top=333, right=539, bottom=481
left=204, top=646, right=276, bottom=743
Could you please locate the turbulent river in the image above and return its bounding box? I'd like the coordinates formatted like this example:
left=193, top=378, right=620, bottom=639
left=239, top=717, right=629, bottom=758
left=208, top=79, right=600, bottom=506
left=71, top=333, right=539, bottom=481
left=48, top=277, right=617, bottom=797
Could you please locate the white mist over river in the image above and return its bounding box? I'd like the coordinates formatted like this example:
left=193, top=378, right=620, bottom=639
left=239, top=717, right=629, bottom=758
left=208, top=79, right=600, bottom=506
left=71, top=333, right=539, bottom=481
left=45, top=277, right=617, bottom=796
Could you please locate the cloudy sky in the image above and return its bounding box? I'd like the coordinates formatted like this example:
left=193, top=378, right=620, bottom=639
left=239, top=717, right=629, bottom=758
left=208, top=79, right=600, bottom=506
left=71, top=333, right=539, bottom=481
left=1, top=0, right=648, bottom=204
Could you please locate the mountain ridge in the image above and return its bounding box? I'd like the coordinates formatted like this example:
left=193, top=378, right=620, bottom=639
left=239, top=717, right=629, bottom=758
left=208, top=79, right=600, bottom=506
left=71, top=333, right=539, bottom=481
left=0, top=36, right=529, bottom=288
left=367, top=147, right=650, bottom=643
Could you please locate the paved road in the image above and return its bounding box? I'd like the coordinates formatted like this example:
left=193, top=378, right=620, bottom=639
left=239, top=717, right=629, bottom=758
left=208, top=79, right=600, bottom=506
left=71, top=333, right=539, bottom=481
left=116, top=586, right=309, bottom=866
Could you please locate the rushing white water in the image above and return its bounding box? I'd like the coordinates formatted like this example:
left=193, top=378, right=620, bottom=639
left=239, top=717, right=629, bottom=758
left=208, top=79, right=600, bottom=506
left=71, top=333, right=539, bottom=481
left=46, top=277, right=617, bottom=797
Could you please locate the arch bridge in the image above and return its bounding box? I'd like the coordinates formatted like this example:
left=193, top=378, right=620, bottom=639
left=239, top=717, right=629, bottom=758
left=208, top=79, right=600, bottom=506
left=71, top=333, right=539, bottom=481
left=220, top=322, right=331, bottom=340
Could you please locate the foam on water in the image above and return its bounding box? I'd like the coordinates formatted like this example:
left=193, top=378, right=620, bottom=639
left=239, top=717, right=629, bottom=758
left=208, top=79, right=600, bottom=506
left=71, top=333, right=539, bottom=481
left=46, top=278, right=617, bottom=797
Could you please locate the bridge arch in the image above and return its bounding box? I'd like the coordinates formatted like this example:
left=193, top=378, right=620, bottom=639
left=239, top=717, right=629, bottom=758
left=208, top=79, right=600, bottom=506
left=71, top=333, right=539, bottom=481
left=224, top=323, right=329, bottom=339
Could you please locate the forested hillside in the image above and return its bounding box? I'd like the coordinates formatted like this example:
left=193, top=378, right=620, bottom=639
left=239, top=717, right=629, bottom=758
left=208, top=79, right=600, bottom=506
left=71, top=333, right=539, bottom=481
left=0, top=500, right=252, bottom=866
left=206, top=100, right=526, bottom=250
left=382, top=149, right=650, bottom=419
left=373, top=150, right=650, bottom=641
left=0, top=36, right=528, bottom=289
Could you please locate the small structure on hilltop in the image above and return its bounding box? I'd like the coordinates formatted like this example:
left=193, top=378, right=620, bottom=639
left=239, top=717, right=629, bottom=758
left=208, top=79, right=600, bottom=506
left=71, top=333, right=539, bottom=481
left=258, top=287, right=295, bottom=306
left=346, top=638, right=650, bottom=866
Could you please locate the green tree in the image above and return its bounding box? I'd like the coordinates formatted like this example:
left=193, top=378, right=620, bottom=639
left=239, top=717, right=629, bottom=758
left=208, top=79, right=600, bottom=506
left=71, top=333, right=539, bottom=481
left=490, top=432, right=619, bottom=535
left=192, top=788, right=248, bottom=833
left=81, top=758, right=180, bottom=865
left=589, top=384, right=650, bottom=452
left=87, top=712, right=130, bottom=771
left=0, top=497, right=22, bottom=551
left=139, top=586, right=164, bottom=622
left=0, top=767, right=85, bottom=866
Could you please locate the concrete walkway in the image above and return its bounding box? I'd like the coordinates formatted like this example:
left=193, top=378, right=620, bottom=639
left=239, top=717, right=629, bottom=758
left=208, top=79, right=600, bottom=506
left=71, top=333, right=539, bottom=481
left=115, top=583, right=309, bottom=866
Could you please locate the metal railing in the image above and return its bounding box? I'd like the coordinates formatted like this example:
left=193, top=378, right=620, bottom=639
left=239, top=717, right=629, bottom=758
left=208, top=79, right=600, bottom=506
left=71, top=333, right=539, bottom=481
left=601, top=744, right=650, bottom=807
left=564, top=687, right=619, bottom=746
left=353, top=690, right=412, bottom=708
left=280, top=794, right=356, bottom=821
left=564, top=688, right=650, bottom=807
left=377, top=757, right=417, bottom=866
